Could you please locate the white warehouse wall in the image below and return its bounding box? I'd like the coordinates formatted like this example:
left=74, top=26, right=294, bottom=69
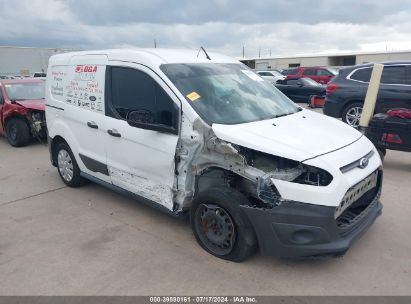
left=252, top=50, right=411, bottom=70
left=0, top=46, right=71, bottom=76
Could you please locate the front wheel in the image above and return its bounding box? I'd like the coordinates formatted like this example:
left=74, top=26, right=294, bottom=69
left=342, top=102, right=363, bottom=127
left=6, top=118, right=31, bottom=147
left=190, top=187, right=257, bottom=262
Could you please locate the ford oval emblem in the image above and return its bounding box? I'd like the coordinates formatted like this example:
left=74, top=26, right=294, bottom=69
left=359, top=157, right=369, bottom=169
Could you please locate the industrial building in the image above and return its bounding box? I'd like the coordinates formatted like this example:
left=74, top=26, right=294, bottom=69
left=0, top=46, right=73, bottom=77
left=240, top=49, right=411, bottom=70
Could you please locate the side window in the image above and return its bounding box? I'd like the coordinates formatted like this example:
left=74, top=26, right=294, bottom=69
left=257, top=72, right=271, bottom=76
left=109, top=67, right=178, bottom=129
left=303, top=69, right=316, bottom=76
left=380, top=66, right=407, bottom=85
left=350, top=68, right=372, bottom=82
left=0, top=87, right=3, bottom=104
left=317, top=69, right=332, bottom=76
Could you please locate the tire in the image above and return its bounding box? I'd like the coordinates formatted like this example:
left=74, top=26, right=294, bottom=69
left=55, top=142, right=86, bottom=187
left=342, top=102, right=363, bottom=127
left=6, top=118, right=31, bottom=147
left=190, top=187, right=257, bottom=262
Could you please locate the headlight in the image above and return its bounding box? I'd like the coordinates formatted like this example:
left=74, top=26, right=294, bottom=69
left=293, top=164, right=333, bottom=186
left=234, top=144, right=333, bottom=186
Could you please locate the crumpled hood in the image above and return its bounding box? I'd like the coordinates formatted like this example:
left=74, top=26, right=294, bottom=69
left=212, top=109, right=363, bottom=162
left=15, top=99, right=45, bottom=111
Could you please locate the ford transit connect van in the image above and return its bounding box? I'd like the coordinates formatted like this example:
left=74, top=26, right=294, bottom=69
left=46, top=49, right=383, bottom=261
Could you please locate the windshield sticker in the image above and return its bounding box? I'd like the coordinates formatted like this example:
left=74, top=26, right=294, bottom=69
left=186, top=91, right=201, bottom=101
left=241, top=70, right=264, bottom=82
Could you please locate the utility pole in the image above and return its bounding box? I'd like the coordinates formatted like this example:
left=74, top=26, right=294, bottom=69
left=259, top=47, right=261, bottom=58
left=242, top=46, right=245, bottom=58
left=154, top=39, right=157, bottom=48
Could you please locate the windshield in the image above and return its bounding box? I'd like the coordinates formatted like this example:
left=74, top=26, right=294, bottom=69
left=161, top=63, right=299, bottom=125
left=272, top=70, right=283, bottom=77
left=5, top=82, right=45, bottom=101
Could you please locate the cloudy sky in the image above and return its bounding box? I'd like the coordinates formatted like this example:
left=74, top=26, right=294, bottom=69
left=1, top=0, right=411, bottom=58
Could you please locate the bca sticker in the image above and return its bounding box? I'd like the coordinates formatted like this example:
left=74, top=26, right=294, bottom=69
left=74, top=65, right=98, bottom=81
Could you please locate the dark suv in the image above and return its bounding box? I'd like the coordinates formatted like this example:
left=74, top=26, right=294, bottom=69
left=324, top=62, right=411, bottom=127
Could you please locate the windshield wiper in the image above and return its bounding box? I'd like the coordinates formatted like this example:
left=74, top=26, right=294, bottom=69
left=273, top=109, right=301, bottom=118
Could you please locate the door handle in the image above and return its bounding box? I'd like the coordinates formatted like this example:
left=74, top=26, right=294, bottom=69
left=87, top=121, right=98, bottom=129
left=108, top=129, right=121, bottom=137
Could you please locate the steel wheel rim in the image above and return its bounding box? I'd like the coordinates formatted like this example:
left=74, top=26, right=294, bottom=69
left=346, top=106, right=363, bottom=127
left=195, top=203, right=236, bottom=256
left=57, top=149, right=74, bottom=182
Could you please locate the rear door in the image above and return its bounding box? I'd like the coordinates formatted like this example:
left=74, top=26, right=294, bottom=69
left=377, top=64, right=411, bottom=112
left=48, top=56, right=110, bottom=183
left=302, top=69, right=317, bottom=82
left=103, top=63, right=180, bottom=210
left=283, top=79, right=304, bottom=101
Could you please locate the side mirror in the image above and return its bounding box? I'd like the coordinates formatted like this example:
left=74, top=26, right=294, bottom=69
left=297, top=82, right=304, bottom=87
left=127, top=110, right=178, bottom=135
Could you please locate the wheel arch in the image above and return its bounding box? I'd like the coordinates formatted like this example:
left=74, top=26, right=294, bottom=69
left=50, top=135, right=68, bottom=166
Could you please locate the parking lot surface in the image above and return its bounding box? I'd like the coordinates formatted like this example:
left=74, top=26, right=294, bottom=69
left=0, top=123, right=410, bottom=296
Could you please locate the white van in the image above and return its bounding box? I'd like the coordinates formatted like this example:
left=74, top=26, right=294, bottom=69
left=46, top=49, right=383, bottom=261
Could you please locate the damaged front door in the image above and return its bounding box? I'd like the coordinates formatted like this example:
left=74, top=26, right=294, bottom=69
left=103, top=64, right=180, bottom=210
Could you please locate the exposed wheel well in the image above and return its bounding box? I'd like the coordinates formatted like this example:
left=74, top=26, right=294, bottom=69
left=50, top=135, right=68, bottom=166
left=195, top=167, right=266, bottom=208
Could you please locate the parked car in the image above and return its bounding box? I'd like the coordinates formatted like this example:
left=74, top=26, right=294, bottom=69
left=324, top=61, right=411, bottom=127
left=0, top=79, right=47, bottom=146
left=275, top=78, right=325, bottom=103
left=281, top=68, right=296, bottom=76
left=256, top=70, right=285, bottom=84
left=286, top=67, right=337, bottom=84
left=46, top=49, right=382, bottom=261
left=33, top=72, right=47, bottom=78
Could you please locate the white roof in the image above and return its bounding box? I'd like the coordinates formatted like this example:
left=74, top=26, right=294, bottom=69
left=49, top=48, right=239, bottom=67
left=241, top=49, right=411, bottom=61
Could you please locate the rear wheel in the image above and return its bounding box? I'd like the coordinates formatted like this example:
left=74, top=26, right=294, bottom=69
left=342, top=102, right=363, bottom=127
left=190, top=187, right=257, bottom=262
left=6, top=118, right=31, bottom=147
left=56, top=142, right=86, bottom=187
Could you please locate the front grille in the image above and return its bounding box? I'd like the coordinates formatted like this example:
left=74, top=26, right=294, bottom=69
left=340, top=150, right=374, bottom=173
left=335, top=170, right=381, bottom=232
left=334, top=170, right=378, bottom=219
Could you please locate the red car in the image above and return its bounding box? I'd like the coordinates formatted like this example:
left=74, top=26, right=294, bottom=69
left=0, top=79, right=47, bottom=147
left=285, top=67, right=337, bottom=84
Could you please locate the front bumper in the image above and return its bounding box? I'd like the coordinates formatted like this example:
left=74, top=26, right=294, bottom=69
left=240, top=188, right=382, bottom=258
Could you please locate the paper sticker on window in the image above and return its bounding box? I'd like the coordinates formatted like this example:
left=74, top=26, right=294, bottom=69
left=241, top=70, right=264, bottom=82
left=186, top=91, right=201, bottom=101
